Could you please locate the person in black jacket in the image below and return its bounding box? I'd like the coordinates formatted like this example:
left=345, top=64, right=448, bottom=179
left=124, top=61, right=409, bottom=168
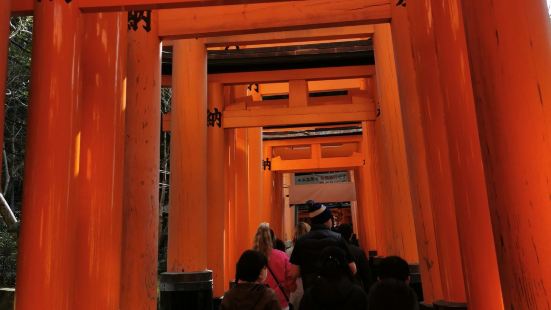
left=337, top=223, right=374, bottom=292
left=289, top=201, right=357, bottom=291
left=300, top=246, right=368, bottom=310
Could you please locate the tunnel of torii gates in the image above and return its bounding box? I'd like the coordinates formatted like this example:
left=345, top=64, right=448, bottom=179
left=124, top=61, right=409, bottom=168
left=0, top=0, right=549, bottom=309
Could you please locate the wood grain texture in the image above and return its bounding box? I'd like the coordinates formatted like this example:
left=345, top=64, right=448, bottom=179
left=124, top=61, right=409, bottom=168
left=11, top=0, right=310, bottom=14
left=389, top=3, right=443, bottom=303
left=404, top=0, right=467, bottom=302
left=372, top=23, right=418, bottom=263
left=158, top=0, right=391, bottom=38
left=430, top=1, right=504, bottom=308
left=167, top=39, right=208, bottom=272
left=461, top=0, right=551, bottom=308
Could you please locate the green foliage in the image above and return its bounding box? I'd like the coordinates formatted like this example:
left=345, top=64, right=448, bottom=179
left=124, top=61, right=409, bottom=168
left=0, top=16, right=33, bottom=287
left=158, top=88, right=172, bottom=274
left=5, top=16, right=32, bottom=211
left=0, top=230, right=17, bottom=287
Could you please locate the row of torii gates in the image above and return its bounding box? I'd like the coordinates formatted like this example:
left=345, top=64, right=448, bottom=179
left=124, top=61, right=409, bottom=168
left=0, top=0, right=550, bottom=309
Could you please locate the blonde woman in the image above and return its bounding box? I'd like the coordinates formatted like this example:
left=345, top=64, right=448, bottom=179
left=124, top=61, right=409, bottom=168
left=286, top=222, right=311, bottom=257
left=253, top=223, right=295, bottom=310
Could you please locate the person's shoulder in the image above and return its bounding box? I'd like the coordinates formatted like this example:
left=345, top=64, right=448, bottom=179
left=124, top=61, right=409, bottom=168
left=296, top=230, right=314, bottom=242
left=271, top=249, right=292, bottom=266
left=302, top=227, right=339, bottom=240
left=327, top=229, right=342, bottom=238
left=261, top=286, right=281, bottom=308
left=222, top=287, right=236, bottom=298
left=221, top=288, right=237, bottom=308
left=271, top=249, right=289, bottom=260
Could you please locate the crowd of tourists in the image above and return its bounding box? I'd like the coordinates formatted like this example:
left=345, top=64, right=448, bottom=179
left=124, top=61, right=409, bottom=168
left=220, top=201, right=419, bottom=310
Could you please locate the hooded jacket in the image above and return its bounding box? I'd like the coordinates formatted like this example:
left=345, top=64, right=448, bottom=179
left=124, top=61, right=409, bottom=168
left=221, top=283, right=281, bottom=310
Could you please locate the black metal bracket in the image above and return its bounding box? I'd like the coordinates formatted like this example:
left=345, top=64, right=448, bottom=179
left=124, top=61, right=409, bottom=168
left=396, top=0, right=406, bottom=7
left=376, top=104, right=381, bottom=118
left=128, top=10, right=152, bottom=32
left=262, top=158, right=272, bottom=171
left=207, top=108, right=222, bottom=128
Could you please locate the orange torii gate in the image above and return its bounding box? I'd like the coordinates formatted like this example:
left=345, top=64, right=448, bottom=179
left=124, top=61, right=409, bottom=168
left=1, top=0, right=550, bottom=309
left=261, top=135, right=364, bottom=232
left=161, top=63, right=384, bottom=297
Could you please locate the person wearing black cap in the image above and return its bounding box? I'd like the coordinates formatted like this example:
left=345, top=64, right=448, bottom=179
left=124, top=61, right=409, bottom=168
left=289, top=201, right=357, bottom=291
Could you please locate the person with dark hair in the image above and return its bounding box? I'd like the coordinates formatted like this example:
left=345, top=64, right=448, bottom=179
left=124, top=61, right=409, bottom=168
left=221, top=250, right=281, bottom=310
left=378, top=256, right=410, bottom=283
left=300, top=246, right=368, bottom=310
left=269, top=228, right=287, bottom=252
left=289, top=201, right=357, bottom=291
left=367, top=278, right=419, bottom=310
left=337, top=223, right=374, bottom=292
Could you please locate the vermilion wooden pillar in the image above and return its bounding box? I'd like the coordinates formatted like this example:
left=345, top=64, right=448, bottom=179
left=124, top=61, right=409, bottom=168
left=0, top=0, right=9, bottom=174
left=461, top=1, right=551, bottom=308
left=16, top=1, right=82, bottom=309
left=247, top=127, right=263, bottom=232
left=389, top=4, right=443, bottom=302
left=168, top=39, right=208, bottom=272
left=224, top=128, right=238, bottom=283
left=356, top=121, right=381, bottom=252
left=271, top=172, right=284, bottom=237
left=207, top=82, right=227, bottom=296
left=75, top=12, right=127, bottom=309
left=403, top=2, right=467, bottom=302
left=282, top=174, right=294, bottom=241
left=233, top=128, right=251, bottom=258
left=429, top=2, right=505, bottom=309
left=352, top=168, right=369, bottom=251
left=121, top=10, right=161, bottom=310
left=262, top=145, right=274, bottom=225
left=372, top=24, right=418, bottom=262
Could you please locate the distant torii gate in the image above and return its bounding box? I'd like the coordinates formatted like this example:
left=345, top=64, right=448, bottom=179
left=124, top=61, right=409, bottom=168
left=1, top=0, right=550, bottom=310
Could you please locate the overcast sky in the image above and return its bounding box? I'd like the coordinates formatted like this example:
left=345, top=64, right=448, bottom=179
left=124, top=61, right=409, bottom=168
left=548, top=0, right=551, bottom=15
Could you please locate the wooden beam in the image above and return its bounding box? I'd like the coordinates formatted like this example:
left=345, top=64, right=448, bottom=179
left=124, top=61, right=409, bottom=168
left=203, top=25, right=374, bottom=47
left=272, top=147, right=311, bottom=160
left=10, top=0, right=32, bottom=15
left=264, top=135, right=362, bottom=147
left=321, top=143, right=360, bottom=157
left=270, top=153, right=363, bottom=171
left=209, top=65, right=375, bottom=85
left=273, top=143, right=360, bottom=159
left=223, top=96, right=376, bottom=128
left=11, top=0, right=308, bottom=15
left=161, top=75, right=172, bottom=88
left=162, top=66, right=374, bottom=87
left=159, top=0, right=391, bottom=39
left=256, top=79, right=363, bottom=96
